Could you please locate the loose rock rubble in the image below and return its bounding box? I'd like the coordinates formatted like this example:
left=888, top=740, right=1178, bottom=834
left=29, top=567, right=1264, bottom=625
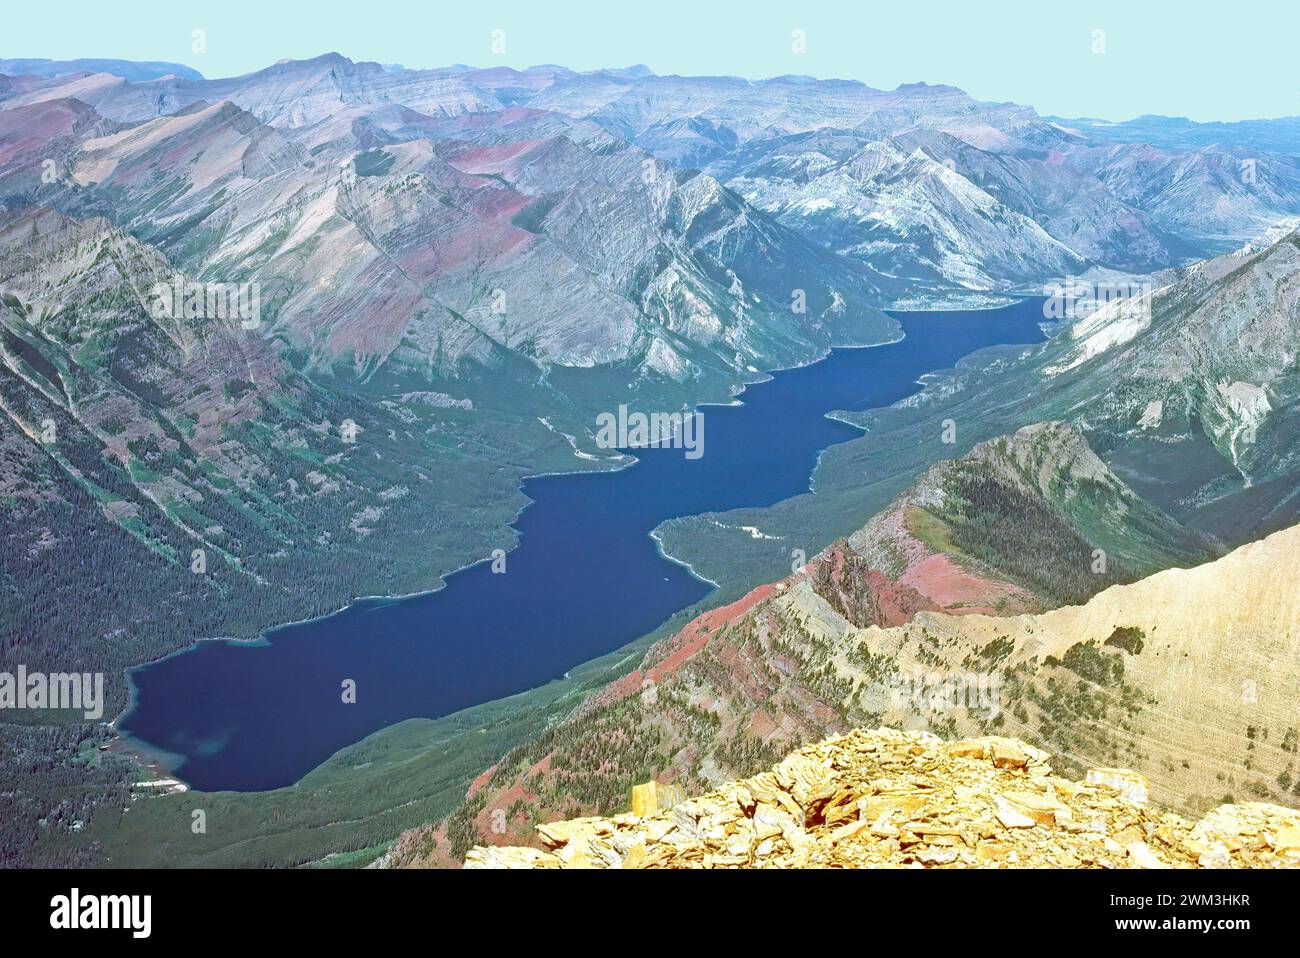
left=464, top=728, right=1300, bottom=869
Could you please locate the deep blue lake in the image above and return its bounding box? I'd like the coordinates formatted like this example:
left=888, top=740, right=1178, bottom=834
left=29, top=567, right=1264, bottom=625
left=121, top=299, right=1047, bottom=791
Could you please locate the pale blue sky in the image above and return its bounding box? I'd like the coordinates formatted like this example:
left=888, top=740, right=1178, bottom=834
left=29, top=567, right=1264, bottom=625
left=4, top=0, right=1297, bottom=122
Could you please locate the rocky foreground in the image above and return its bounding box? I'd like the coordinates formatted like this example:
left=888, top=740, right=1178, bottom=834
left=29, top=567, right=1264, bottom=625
left=465, top=728, right=1300, bottom=869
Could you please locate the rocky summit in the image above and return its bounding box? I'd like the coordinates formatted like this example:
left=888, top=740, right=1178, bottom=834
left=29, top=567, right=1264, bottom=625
left=464, top=727, right=1300, bottom=869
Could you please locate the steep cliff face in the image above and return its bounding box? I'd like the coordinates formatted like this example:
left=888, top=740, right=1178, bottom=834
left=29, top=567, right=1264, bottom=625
left=458, top=728, right=1300, bottom=869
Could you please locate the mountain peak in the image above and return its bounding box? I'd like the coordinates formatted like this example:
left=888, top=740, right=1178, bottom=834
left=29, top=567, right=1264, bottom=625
left=265, top=51, right=354, bottom=73
left=894, top=80, right=966, bottom=95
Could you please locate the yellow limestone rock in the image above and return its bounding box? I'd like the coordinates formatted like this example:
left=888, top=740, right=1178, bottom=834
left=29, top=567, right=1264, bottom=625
left=1276, top=823, right=1300, bottom=859
left=947, top=740, right=988, bottom=760
left=1125, top=841, right=1169, bottom=869
left=976, top=842, right=1012, bottom=863
left=1198, top=842, right=1231, bottom=868
left=1002, top=791, right=1069, bottom=826
left=620, top=843, right=648, bottom=869
left=630, top=780, right=685, bottom=817
left=464, top=728, right=1300, bottom=869
left=464, top=846, right=562, bottom=869
left=860, top=792, right=930, bottom=820
left=988, top=739, right=1031, bottom=770
left=1086, top=768, right=1149, bottom=804
left=994, top=795, right=1037, bottom=829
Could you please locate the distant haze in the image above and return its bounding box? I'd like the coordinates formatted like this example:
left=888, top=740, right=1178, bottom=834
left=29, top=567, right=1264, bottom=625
left=4, top=0, right=1298, bottom=123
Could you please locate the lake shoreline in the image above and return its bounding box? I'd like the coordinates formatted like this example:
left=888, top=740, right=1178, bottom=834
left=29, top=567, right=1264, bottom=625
left=111, top=328, right=909, bottom=745
left=120, top=299, right=1045, bottom=793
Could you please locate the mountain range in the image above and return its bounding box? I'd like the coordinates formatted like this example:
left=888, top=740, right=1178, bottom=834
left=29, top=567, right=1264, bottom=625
left=2, top=54, right=1299, bottom=869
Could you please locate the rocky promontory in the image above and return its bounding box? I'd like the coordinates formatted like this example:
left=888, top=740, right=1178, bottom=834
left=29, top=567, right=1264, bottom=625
left=466, top=727, right=1300, bottom=869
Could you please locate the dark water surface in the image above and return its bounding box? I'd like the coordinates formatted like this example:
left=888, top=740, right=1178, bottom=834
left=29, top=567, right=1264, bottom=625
left=121, top=299, right=1047, bottom=791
